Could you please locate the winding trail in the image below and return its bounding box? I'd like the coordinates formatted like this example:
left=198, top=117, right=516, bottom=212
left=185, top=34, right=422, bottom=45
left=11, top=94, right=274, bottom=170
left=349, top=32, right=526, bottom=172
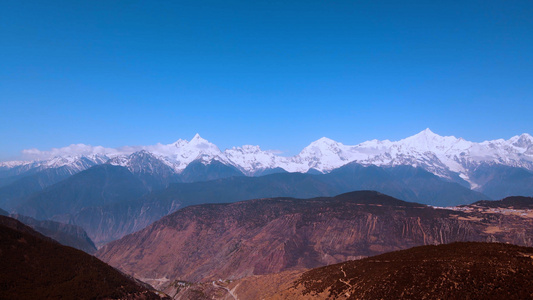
left=212, top=281, right=238, bottom=300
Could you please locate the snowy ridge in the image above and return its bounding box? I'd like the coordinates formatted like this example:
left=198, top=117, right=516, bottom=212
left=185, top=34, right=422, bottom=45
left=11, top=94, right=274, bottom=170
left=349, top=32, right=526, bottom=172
left=0, top=154, right=109, bottom=177
left=2, top=129, right=533, bottom=188
left=0, top=160, right=32, bottom=168
left=107, top=150, right=177, bottom=176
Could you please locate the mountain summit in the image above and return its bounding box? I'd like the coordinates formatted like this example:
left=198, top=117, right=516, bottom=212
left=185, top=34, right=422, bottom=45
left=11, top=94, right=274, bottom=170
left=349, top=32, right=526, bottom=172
left=2, top=130, right=533, bottom=190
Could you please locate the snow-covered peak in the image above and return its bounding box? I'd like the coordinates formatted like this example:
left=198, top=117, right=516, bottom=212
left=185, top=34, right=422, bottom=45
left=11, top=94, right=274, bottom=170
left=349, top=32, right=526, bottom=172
left=292, top=137, right=364, bottom=173
left=189, top=133, right=205, bottom=142
left=107, top=150, right=177, bottom=175
left=2, top=154, right=111, bottom=175
left=111, top=135, right=226, bottom=171
left=299, top=137, right=342, bottom=157
left=3, top=129, right=533, bottom=189
left=185, top=134, right=217, bottom=150
left=398, top=129, right=464, bottom=152
left=510, top=133, right=533, bottom=148
left=155, top=134, right=225, bottom=171
left=0, top=160, right=32, bottom=168
left=20, top=144, right=123, bottom=161
left=414, top=128, right=438, bottom=138
left=224, top=145, right=282, bottom=175
left=310, top=136, right=338, bottom=145
left=176, top=134, right=221, bottom=155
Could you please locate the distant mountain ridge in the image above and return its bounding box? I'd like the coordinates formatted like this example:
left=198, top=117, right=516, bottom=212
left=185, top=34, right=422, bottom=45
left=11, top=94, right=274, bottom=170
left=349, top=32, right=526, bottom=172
left=2, top=129, right=532, bottom=194
left=10, top=162, right=486, bottom=247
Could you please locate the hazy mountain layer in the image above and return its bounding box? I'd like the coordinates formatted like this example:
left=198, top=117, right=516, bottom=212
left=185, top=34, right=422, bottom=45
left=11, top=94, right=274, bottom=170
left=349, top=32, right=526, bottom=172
left=16, top=164, right=150, bottom=221
left=11, top=163, right=487, bottom=246
left=9, top=214, right=97, bottom=254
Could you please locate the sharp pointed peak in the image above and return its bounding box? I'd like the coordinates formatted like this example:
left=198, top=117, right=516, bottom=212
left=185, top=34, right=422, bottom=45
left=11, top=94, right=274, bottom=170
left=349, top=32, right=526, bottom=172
left=311, top=137, right=338, bottom=144
left=188, top=133, right=211, bottom=144
left=420, top=128, right=436, bottom=135
left=408, top=128, right=442, bottom=139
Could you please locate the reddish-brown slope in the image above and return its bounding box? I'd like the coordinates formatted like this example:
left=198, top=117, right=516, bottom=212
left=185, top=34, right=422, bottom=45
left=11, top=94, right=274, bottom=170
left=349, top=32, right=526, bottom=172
left=279, top=242, right=533, bottom=299
left=97, top=191, right=533, bottom=286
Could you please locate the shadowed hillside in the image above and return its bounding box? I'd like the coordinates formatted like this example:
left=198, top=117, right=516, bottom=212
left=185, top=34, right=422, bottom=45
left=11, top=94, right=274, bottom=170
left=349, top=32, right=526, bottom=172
left=0, top=215, right=167, bottom=300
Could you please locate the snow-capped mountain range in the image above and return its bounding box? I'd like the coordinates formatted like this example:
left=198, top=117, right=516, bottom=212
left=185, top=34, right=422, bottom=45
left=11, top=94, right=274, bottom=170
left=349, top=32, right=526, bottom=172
left=2, top=129, right=533, bottom=189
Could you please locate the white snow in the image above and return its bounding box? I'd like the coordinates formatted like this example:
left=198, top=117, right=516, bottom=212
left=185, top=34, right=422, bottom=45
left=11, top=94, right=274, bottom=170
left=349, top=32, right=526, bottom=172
left=2, top=130, right=533, bottom=188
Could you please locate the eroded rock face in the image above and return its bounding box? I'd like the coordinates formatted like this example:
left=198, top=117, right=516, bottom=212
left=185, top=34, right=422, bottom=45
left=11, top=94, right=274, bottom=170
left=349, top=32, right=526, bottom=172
left=96, top=191, right=533, bottom=287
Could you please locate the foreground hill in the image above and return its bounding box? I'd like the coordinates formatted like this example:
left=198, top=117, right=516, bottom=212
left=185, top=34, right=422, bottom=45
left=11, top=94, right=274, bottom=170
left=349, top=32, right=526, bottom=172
left=470, top=196, right=533, bottom=209
left=283, top=242, right=533, bottom=299
left=9, top=214, right=97, bottom=253
left=192, top=242, right=533, bottom=299
left=0, top=215, right=167, bottom=300
left=0, top=209, right=96, bottom=253
left=97, top=191, right=533, bottom=288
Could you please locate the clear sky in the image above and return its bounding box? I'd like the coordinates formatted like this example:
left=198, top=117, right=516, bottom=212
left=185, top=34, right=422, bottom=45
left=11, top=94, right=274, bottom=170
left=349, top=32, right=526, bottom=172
left=1, top=1, right=532, bottom=160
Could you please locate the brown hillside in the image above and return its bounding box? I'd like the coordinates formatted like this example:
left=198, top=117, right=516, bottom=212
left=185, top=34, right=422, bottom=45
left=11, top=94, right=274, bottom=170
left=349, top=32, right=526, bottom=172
left=97, top=191, right=533, bottom=287
left=0, top=216, right=167, bottom=300
left=278, top=242, right=533, bottom=299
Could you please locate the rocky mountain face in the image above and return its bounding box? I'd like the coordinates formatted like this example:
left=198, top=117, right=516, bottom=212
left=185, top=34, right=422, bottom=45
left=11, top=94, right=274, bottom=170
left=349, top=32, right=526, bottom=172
left=2, top=129, right=532, bottom=196
left=0, top=215, right=167, bottom=300
left=107, top=150, right=180, bottom=191
left=178, top=159, right=245, bottom=183
left=96, top=191, right=533, bottom=288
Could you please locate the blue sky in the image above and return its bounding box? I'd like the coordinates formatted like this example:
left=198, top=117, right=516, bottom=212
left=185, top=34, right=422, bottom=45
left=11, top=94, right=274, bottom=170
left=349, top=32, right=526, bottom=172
left=1, top=1, right=532, bottom=160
